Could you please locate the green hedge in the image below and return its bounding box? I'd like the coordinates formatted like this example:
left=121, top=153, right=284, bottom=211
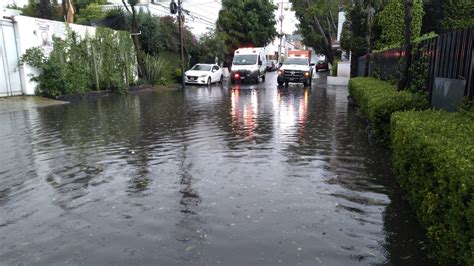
left=391, top=110, right=474, bottom=265
left=348, top=77, right=427, bottom=144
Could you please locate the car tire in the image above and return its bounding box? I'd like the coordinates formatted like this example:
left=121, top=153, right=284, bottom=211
left=207, top=77, right=211, bottom=86
left=277, top=80, right=284, bottom=86
left=262, top=74, right=266, bottom=82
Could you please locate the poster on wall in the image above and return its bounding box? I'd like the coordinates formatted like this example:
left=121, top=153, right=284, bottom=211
left=34, top=19, right=66, bottom=57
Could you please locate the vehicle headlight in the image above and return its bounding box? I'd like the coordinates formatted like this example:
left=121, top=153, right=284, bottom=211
left=199, top=74, right=207, bottom=78
left=304, top=71, right=310, bottom=77
left=278, top=70, right=284, bottom=75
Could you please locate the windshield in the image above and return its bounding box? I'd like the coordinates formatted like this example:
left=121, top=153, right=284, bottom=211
left=284, top=58, right=308, bottom=65
left=191, top=64, right=212, bottom=71
left=233, top=55, right=257, bottom=65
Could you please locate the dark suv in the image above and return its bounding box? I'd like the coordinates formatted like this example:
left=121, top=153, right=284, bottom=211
left=315, top=60, right=329, bottom=72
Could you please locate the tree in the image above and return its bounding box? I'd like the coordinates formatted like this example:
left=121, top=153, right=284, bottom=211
left=422, top=0, right=474, bottom=34
left=340, top=4, right=369, bottom=76
left=291, top=0, right=339, bottom=64
left=75, top=3, right=105, bottom=25
left=398, top=0, right=414, bottom=90
left=376, top=0, right=424, bottom=49
left=216, top=0, right=277, bottom=65
left=193, top=32, right=226, bottom=65
left=39, top=0, right=52, bottom=19
left=121, top=0, right=145, bottom=77
left=441, top=0, right=474, bottom=32
left=73, top=0, right=107, bottom=14
left=346, top=0, right=387, bottom=76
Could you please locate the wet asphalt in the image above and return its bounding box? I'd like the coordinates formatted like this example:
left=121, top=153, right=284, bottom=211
left=0, top=71, right=432, bottom=265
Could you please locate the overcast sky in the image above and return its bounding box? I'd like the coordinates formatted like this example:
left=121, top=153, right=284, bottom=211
left=122, top=0, right=299, bottom=37
left=2, top=0, right=299, bottom=37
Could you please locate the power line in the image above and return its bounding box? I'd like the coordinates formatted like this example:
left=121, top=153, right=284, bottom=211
left=149, top=1, right=216, bottom=26
left=182, top=1, right=219, bottom=19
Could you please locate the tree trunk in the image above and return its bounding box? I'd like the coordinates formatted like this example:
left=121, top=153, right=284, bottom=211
left=305, top=0, right=333, bottom=64
left=364, top=6, right=373, bottom=77
left=398, top=0, right=413, bottom=90
left=39, top=0, right=52, bottom=19
left=131, top=10, right=145, bottom=78
left=122, top=0, right=145, bottom=78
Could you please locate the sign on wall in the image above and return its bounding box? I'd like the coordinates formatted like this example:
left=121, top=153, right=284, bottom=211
left=34, top=19, right=66, bottom=56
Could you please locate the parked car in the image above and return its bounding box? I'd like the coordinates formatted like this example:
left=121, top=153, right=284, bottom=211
left=315, top=60, right=329, bottom=72
left=185, top=64, right=224, bottom=86
left=266, top=60, right=277, bottom=71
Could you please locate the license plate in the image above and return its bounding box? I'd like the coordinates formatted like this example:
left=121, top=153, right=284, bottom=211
left=241, top=77, right=245, bottom=79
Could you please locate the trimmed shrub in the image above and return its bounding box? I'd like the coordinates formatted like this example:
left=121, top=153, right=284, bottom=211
left=391, top=110, right=474, bottom=265
left=348, top=77, right=427, bottom=144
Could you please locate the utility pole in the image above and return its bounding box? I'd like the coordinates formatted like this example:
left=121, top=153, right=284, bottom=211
left=277, top=0, right=284, bottom=65
left=177, top=0, right=185, bottom=90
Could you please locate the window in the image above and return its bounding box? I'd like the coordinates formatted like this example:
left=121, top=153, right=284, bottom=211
left=233, top=55, right=258, bottom=65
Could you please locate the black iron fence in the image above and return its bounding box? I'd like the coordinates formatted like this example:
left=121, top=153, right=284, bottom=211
left=357, top=25, right=474, bottom=101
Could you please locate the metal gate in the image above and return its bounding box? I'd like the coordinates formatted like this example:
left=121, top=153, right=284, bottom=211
left=0, top=19, right=23, bottom=97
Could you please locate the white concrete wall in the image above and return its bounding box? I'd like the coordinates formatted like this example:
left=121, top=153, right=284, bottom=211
left=337, top=62, right=350, bottom=77
left=337, top=12, right=346, bottom=42
left=13, top=15, right=95, bottom=95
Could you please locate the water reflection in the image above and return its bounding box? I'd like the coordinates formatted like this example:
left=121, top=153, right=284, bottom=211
left=230, top=86, right=259, bottom=140
left=274, top=87, right=310, bottom=140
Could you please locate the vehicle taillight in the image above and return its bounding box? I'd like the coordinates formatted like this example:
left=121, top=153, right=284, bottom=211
left=234, top=73, right=240, bottom=79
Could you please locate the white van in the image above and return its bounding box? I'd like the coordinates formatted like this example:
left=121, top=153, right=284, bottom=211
left=230, top=47, right=267, bottom=84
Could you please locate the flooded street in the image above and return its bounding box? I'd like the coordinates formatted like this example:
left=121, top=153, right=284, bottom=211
left=0, top=72, right=431, bottom=265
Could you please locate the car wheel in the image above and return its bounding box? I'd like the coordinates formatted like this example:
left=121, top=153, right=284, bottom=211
left=207, top=77, right=211, bottom=86
left=277, top=81, right=284, bottom=86
left=262, top=74, right=266, bottom=82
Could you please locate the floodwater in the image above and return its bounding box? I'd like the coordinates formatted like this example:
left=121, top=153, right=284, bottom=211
left=0, top=72, right=432, bottom=265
